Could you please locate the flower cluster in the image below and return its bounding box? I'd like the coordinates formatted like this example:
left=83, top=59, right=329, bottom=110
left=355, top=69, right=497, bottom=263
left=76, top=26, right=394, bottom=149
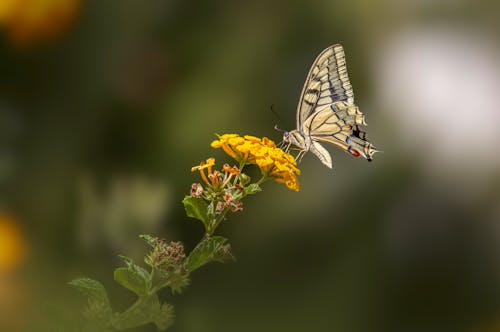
left=191, top=158, right=246, bottom=214
left=72, top=133, right=305, bottom=331
left=211, top=134, right=300, bottom=191
left=191, top=158, right=240, bottom=190
left=145, top=237, right=186, bottom=271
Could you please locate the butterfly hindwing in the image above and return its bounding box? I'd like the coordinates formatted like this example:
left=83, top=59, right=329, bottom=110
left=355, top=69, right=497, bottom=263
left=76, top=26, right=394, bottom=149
left=302, top=101, right=365, bottom=135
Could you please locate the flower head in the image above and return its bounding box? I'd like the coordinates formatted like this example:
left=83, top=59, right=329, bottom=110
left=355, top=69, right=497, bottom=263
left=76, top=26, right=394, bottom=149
left=211, top=134, right=300, bottom=191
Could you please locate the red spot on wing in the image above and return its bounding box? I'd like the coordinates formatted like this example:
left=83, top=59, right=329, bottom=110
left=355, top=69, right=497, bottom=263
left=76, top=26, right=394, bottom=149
left=348, top=147, right=360, bottom=157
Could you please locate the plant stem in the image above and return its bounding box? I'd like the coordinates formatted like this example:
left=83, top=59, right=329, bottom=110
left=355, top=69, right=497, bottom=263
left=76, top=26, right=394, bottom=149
left=256, top=174, right=268, bottom=186
left=148, top=268, right=155, bottom=292
left=207, top=208, right=229, bottom=236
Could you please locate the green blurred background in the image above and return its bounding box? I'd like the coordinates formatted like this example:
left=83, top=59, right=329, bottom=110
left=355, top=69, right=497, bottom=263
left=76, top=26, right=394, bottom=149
left=0, top=0, right=499, bottom=331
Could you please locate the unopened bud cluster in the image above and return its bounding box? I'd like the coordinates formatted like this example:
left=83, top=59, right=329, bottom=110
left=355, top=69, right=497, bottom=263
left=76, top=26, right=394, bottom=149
left=165, top=241, right=186, bottom=264
left=145, top=237, right=186, bottom=271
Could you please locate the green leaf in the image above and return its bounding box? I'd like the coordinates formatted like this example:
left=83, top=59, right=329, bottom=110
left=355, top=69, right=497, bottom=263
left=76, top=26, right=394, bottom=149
left=114, top=256, right=150, bottom=296
left=186, top=236, right=234, bottom=272
left=154, top=302, right=175, bottom=330
left=183, top=196, right=209, bottom=225
left=113, top=294, right=173, bottom=330
left=244, top=183, right=262, bottom=195
left=139, top=234, right=156, bottom=247
left=239, top=173, right=251, bottom=185
left=69, top=278, right=113, bottom=323
left=152, top=265, right=189, bottom=294
left=69, top=278, right=110, bottom=306
left=167, top=270, right=190, bottom=294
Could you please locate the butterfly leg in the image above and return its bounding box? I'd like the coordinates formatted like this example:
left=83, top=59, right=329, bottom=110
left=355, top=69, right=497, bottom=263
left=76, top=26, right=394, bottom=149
left=282, top=141, right=292, bottom=153
left=295, top=149, right=307, bottom=163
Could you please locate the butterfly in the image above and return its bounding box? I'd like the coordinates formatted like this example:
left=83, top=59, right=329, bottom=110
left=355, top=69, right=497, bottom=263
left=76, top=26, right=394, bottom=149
left=281, top=44, right=377, bottom=168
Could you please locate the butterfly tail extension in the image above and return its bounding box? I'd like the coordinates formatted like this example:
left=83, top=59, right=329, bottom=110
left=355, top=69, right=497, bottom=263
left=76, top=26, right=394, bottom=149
left=345, top=125, right=377, bottom=161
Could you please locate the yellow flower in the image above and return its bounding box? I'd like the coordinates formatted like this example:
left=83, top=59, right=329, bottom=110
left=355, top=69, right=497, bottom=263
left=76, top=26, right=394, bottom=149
left=211, top=134, right=301, bottom=191
left=210, top=134, right=246, bottom=162
left=0, top=0, right=81, bottom=47
left=191, top=157, right=215, bottom=172
left=191, top=158, right=215, bottom=185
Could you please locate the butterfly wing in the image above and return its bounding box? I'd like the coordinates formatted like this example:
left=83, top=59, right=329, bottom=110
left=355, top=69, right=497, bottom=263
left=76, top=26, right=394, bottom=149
left=306, top=102, right=377, bottom=161
left=296, top=44, right=354, bottom=130
left=297, top=45, right=376, bottom=163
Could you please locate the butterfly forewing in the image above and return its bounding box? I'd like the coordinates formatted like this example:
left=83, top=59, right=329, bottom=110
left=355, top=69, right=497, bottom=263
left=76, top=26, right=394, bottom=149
left=296, top=44, right=354, bottom=129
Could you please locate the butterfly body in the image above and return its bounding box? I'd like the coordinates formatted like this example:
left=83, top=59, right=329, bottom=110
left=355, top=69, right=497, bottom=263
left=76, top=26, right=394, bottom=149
left=282, top=44, right=377, bottom=168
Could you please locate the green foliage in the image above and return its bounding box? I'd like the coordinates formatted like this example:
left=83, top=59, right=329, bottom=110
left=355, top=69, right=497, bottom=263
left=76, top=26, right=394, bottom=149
left=140, top=234, right=157, bottom=247
left=113, top=295, right=173, bottom=331
left=244, top=183, right=262, bottom=195
left=153, top=302, right=175, bottom=330
left=239, top=173, right=251, bottom=185
left=71, top=158, right=273, bottom=330
left=162, top=269, right=190, bottom=294
left=114, top=265, right=150, bottom=296
left=186, top=236, right=234, bottom=272
left=206, top=201, right=215, bottom=223
left=70, top=234, right=232, bottom=330
left=69, top=278, right=111, bottom=306
left=69, top=278, right=113, bottom=329
left=183, top=196, right=210, bottom=230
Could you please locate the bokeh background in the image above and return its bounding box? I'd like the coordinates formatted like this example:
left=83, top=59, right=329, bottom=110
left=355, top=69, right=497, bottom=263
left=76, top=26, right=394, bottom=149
left=1, top=0, right=499, bottom=331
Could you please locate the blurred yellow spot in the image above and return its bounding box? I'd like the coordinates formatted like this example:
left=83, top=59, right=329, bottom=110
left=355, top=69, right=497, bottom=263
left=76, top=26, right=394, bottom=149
left=0, top=0, right=81, bottom=47
left=0, top=215, right=26, bottom=271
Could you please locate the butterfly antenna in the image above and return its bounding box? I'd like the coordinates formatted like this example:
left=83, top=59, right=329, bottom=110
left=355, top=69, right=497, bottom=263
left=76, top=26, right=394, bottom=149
left=274, top=125, right=287, bottom=148
left=270, top=105, right=288, bottom=148
left=274, top=124, right=285, bottom=132
left=270, top=104, right=282, bottom=122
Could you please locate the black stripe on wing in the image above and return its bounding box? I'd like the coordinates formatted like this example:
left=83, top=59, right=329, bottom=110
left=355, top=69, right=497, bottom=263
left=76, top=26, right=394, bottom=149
left=297, top=45, right=355, bottom=128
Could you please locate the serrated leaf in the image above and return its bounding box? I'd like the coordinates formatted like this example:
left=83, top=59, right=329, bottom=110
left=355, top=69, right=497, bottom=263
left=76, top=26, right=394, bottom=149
left=139, top=234, right=157, bottom=247
left=69, top=278, right=113, bottom=323
left=113, top=294, right=167, bottom=330
left=154, top=302, right=175, bottom=330
left=182, top=197, right=209, bottom=226
left=239, top=173, right=251, bottom=185
left=186, top=236, right=234, bottom=272
left=69, top=278, right=110, bottom=306
left=244, top=183, right=262, bottom=195
left=114, top=258, right=150, bottom=295
left=168, top=271, right=190, bottom=294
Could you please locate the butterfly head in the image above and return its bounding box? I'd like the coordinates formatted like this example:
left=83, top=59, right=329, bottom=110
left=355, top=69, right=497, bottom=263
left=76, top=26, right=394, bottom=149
left=282, top=130, right=306, bottom=151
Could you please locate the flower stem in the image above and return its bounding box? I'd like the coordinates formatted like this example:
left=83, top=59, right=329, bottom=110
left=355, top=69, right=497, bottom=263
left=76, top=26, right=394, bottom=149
left=207, top=208, right=229, bottom=236
left=256, top=174, right=268, bottom=186
left=149, top=268, right=155, bottom=291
